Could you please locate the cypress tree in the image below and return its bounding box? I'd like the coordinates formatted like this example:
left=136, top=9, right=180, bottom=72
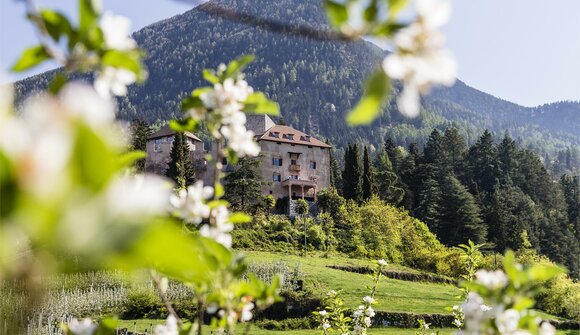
left=342, top=143, right=362, bottom=202
left=165, top=132, right=196, bottom=189
left=130, top=119, right=152, bottom=172
left=362, top=146, right=376, bottom=200
left=328, top=141, right=343, bottom=192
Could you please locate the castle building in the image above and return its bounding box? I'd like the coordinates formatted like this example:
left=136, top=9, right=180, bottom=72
left=145, top=115, right=331, bottom=215
left=144, top=125, right=206, bottom=178
left=248, top=116, right=331, bottom=202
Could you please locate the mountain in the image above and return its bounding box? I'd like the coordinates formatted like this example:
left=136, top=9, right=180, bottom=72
left=13, top=0, right=580, bottom=169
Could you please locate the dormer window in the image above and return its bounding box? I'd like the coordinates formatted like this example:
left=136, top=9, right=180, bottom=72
left=269, top=132, right=280, bottom=138
left=284, top=134, right=294, bottom=140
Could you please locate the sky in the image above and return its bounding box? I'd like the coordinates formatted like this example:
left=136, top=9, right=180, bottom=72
left=1, top=0, right=579, bottom=107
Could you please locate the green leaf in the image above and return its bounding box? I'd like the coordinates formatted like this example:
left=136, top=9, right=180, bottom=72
left=388, top=0, right=411, bottom=19
left=224, top=55, right=255, bottom=79
left=181, top=96, right=205, bottom=112
left=170, top=118, right=198, bottom=132
left=39, top=9, right=73, bottom=41
left=324, top=0, right=349, bottom=27
left=243, top=92, right=280, bottom=115
left=203, top=69, right=220, bottom=84
left=79, top=0, right=100, bottom=32
left=121, top=222, right=213, bottom=284
left=72, top=123, right=117, bottom=191
left=102, top=50, right=145, bottom=80
left=346, top=70, right=390, bottom=126
left=364, top=0, right=379, bottom=22
left=512, top=297, right=535, bottom=311
left=229, top=212, right=252, bottom=224
left=12, top=45, right=50, bottom=72
left=373, top=21, right=406, bottom=37
left=48, top=73, right=69, bottom=95
left=528, top=263, right=564, bottom=282
left=118, top=150, right=147, bottom=169
left=94, top=317, right=118, bottom=335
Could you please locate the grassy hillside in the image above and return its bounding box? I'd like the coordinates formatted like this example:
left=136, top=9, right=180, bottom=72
left=244, top=251, right=460, bottom=314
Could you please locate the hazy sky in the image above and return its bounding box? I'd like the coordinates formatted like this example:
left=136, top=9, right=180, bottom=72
left=1, top=0, right=579, bottom=107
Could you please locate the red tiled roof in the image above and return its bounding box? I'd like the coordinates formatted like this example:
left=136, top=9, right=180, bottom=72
left=148, top=125, right=201, bottom=142
left=257, top=125, right=331, bottom=148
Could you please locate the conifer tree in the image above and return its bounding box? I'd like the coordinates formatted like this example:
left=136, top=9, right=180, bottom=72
left=165, top=132, right=196, bottom=189
left=130, top=119, right=151, bottom=172
left=497, top=133, right=521, bottom=185
left=436, top=175, right=487, bottom=245
left=466, top=130, right=500, bottom=196
left=224, top=157, right=265, bottom=213
left=442, top=127, right=466, bottom=175
left=362, top=146, right=376, bottom=200
left=342, top=143, right=362, bottom=202
left=374, top=149, right=404, bottom=205
left=328, top=141, right=343, bottom=192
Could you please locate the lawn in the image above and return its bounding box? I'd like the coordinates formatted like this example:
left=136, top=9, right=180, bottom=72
left=244, top=251, right=461, bottom=314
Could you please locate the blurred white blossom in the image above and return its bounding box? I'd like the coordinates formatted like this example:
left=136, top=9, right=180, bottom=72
left=240, top=300, right=255, bottom=322
left=382, top=0, right=456, bottom=118
left=190, top=78, right=260, bottom=157
left=107, top=174, right=172, bottom=220
left=155, top=315, right=178, bottom=335
left=540, top=322, right=556, bottom=335
left=475, top=269, right=508, bottom=290
left=170, top=181, right=213, bottom=224
left=495, top=309, right=520, bottom=334
left=100, top=12, right=137, bottom=51
left=68, top=318, right=96, bottom=335
left=94, top=66, right=136, bottom=98
left=200, top=205, right=234, bottom=248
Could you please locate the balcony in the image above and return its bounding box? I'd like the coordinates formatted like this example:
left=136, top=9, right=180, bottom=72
left=289, top=164, right=301, bottom=172
left=281, top=177, right=316, bottom=188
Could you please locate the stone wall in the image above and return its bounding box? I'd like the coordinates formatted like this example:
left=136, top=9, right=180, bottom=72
left=145, top=136, right=205, bottom=178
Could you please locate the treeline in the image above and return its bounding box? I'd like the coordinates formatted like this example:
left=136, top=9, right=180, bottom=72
left=337, top=128, right=580, bottom=278
left=14, top=0, right=580, bottom=175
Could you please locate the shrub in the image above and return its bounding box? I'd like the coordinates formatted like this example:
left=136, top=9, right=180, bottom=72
left=121, top=289, right=166, bottom=319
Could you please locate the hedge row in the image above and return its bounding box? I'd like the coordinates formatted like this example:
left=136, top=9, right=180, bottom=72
left=255, top=310, right=580, bottom=331
left=327, top=265, right=457, bottom=285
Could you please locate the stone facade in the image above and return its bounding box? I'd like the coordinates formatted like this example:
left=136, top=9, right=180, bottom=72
left=145, top=116, right=331, bottom=215
left=257, top=139, right=330, bottom=201
left=144, top=126, right=206, bottom=178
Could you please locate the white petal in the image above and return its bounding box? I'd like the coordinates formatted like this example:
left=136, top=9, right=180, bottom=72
left=397, top=85, right=421, bottom=118
left=417, top=0, right=451, bottom=29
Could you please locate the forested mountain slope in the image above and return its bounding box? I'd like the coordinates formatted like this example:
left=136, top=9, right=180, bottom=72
left=14, top=0, right=580, bottom=168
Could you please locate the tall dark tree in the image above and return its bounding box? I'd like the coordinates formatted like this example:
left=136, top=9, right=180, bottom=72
left=362, top=146, right=376, bottom=200
left=497, top=133, right=521, bottom=185
left=130, top=119, right=151, bottom=172
left=442, top=127, right=466, bottom=175
left=560, top=174, right=580, bottom=234
left=329, top=143, right=343, bottom=192
left=224, top=157, right=265, bottom=213
left=165, top=132, right=196, bottom=189
left=374, top=149, right=405, bottom=205
left=342, top=143, right=362, bottom=202
left=465, top=130, right=500, bottom=196
left=436, top=175, right=487, bottom=245
left=487, top=184, right=542, bottom=251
